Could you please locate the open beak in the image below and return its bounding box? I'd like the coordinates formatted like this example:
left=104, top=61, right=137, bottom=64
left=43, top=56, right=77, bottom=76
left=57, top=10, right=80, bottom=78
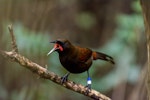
left=47, top=41, right=57, bottom=56
left=50, top=41, right=56, bottom=43
left=47, top=47, right=57, bottom=56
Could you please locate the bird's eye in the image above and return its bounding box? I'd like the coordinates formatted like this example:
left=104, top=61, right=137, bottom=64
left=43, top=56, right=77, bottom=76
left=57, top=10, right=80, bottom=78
left=55, top=44, right=63, bottom=51
left=56, top=44, right=59, bottom=47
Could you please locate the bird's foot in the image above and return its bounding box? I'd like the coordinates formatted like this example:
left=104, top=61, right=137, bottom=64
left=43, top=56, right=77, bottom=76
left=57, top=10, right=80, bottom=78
left=85, top=84, right=91, bottom=94
left=61, top=73, right=70, bottom=84
left=85, top=77, right=92, bottom=94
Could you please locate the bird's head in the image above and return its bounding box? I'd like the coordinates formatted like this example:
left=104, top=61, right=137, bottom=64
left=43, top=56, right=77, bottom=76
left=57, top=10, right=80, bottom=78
left=47, top=39, right=72, bottom=56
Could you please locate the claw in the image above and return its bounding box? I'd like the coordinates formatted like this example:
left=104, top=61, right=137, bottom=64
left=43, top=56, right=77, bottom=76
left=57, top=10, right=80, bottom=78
left=85, top=84, right=91, bottom=90
left=85, top=77, right=92, bottom=94
left=85, top=84, right=91, bottom=94
left=61, top=76, right=68, bottom=84
left=61, top=73, right=70, bottom=84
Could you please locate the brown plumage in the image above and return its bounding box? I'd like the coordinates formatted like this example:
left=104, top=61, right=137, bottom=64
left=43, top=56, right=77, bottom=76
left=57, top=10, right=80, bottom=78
left=47, top=39, right=115, bottom=90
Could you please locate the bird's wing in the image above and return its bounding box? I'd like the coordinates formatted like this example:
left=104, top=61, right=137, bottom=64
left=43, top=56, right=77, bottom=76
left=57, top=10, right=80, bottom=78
left=76, top=47, right=92, bottom=63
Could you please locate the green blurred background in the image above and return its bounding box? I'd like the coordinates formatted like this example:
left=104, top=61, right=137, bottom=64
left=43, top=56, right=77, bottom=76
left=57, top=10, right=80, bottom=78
left=0, top=0, right=146, bottom=100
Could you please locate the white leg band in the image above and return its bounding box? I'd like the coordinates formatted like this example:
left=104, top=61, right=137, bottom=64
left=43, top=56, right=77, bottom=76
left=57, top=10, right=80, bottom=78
left=87, top=77, right=92, bottom=85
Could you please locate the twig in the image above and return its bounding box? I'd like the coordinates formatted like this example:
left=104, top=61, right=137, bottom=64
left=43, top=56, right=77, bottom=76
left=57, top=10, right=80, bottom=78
left=0, top=25, right=111, bottom=100
left=8, top=24, right=18, bottom=53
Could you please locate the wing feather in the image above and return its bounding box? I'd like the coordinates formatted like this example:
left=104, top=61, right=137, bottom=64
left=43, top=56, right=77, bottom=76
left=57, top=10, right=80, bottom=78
left=75, top=47, right=92, bottom=63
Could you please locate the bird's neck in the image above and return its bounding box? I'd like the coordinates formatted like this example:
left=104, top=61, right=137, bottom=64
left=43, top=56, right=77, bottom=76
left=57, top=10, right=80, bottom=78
left=58, top=44, right=76, bottom=56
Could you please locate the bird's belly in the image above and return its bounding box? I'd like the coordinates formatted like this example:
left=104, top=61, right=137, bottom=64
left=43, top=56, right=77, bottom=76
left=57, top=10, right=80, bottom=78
left=60, top=59, right=92, bottom=74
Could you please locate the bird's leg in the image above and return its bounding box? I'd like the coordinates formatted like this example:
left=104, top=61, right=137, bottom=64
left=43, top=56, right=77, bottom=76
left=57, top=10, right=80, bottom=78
left=85, top=70, right=92, bottom=93
left=61, top=72, right=70, bottom=84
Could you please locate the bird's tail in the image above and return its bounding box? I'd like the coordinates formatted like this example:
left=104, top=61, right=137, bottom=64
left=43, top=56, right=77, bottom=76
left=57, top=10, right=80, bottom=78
left=92, top=51, right=115, bottom=64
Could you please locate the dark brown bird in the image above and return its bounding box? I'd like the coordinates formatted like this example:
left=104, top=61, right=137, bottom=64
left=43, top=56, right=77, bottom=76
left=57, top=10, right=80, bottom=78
left=47, top=39, right=114, bottom=90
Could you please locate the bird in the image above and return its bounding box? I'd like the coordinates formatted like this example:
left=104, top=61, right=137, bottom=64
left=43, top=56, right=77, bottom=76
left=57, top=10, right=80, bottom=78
left=47, top=39, right=115, bottom=91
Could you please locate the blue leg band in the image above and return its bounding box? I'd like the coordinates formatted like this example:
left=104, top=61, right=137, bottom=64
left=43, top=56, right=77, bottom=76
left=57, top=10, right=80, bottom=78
left=87, top=77, right=92, bottom=85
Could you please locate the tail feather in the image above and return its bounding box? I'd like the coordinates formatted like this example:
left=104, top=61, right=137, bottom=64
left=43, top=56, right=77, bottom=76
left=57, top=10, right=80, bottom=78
left=92, top=52, right=115, bottom=64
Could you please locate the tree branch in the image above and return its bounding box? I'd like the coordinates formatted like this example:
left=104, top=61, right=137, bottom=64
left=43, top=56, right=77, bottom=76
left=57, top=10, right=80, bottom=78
left=0, top=25, right=111, bottom=100
left=140, top=1, right=150, bottom=99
